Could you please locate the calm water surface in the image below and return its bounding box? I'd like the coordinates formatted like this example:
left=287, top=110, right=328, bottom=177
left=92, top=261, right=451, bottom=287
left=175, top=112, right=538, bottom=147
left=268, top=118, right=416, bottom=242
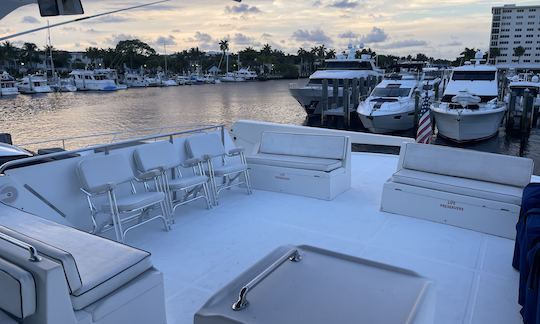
left=1, top=79, right=539, bottom=174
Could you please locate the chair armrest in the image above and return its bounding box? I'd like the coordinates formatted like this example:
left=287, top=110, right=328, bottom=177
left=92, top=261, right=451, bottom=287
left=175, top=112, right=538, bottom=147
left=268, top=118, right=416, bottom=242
left=136, top=168, right=163, bottom=181
left=82, top=182, right=116, bottom=195
left=227, top=147, right=245, bottom=156
left=181, top=157, right=202, bottom=168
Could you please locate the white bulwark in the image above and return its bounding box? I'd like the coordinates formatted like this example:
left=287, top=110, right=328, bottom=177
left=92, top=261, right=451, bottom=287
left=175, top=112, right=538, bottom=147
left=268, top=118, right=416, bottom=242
left=490, top=4, right=540, bottom=69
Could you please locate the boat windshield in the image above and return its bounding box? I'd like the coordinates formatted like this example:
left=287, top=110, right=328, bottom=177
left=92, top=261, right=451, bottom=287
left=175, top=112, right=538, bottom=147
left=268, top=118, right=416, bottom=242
left=452, top=71, right=496, bottom=81
left=371, top=87, right=411, bottom=98
left=510, top=86, right=540, bottom=96
left=323, top=61, right=373, bottom=70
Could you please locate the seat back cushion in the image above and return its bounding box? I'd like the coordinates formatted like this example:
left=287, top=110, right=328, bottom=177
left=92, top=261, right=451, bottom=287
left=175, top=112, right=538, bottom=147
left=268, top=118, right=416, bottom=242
left=259, top=132, right=347, bottom=160
left=401, top=143, right=534, bottom=187
left=134, top=141, right=182, bottom=172
left=185, top=133, right=226, bottom=159
left=0, top=209, right=152, bottom=310
left=0, top=257, right=36, bottom=319
left=0, top=309, right=17, bottom=324
left=77, top=154, right=134, bottom=193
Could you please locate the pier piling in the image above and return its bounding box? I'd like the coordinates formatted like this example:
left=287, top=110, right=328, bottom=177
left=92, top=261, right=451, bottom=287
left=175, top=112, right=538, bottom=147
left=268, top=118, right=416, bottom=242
left=506, top=91, right=516, bottom=131
left=321, top=79, right=329, bottom=125
left=352, top=78, right=359, bottom=109
left=434, top=82, right=439, bottom=101
left=343, top=79, right=350, bottom=128
left=414, top=90, right=421, bottom=132
left=332, top=79, right=339, bottom=109
left=359, top=78, right=365, bottom=97
left=521, top=89, right=533, bottom=134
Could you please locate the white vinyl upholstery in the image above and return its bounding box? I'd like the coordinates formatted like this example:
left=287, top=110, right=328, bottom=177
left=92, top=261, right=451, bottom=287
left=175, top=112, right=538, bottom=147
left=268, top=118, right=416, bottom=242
left=168, top=175, right=208, bottom=189
left=0, top=211, right=153, bottom=311
left=392, top=169, right=523, bottom=205
left=0, top=257, right=36, bottom=319
left=212, top=163, right=248, bottom=176
left=134, top=141, right=182, bottom=172
left=186, top=133, right=226, bottom=159
left=259, top=132, right=347, bottom=160
left=400, top=143, right=533, bottom=187
left=77, top=154, right=134, bottom=193
left=103, top=191, right=165, bottom=212
left=247, top=153, right=342, bottom=172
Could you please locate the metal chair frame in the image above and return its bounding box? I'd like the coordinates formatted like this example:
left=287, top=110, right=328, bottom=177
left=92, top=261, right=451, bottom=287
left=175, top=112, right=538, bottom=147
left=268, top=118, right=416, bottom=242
left=80, top=174, right=170, bottom=243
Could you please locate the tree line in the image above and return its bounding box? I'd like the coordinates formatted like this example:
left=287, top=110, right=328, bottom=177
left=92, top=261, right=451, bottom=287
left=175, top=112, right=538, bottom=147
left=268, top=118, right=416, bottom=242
left=2, top=38, right=521, bottom=78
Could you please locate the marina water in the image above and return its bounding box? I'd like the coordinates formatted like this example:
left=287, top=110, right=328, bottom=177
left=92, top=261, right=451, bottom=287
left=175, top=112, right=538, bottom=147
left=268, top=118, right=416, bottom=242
left=2, top=79, right=540, bottom=174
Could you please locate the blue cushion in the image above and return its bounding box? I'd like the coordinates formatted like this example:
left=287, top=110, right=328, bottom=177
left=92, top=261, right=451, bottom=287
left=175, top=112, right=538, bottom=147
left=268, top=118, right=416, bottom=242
left=514, top=183, right=540, bottom=270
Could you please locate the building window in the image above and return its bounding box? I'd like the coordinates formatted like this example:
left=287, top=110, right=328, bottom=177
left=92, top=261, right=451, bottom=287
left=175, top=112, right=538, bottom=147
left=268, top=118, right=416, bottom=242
left=517, top=9, right=524, bottom=12
left=526, top=41, right=533, bottom=44
left=517, top=22, right=523, bottom=25
left=493, top=8, right=501, bottom=14
left=526, top=34, right=534, bottom=37
left=517, top=16, right=524, bottom=18
left=530, top=9, right=536, bottom=12
left=524, top=60, right=530, bottom=63
left=515, top=28, right=522, bottom=31
left=492, top=22, right=500, bottom=28
left=527, top=28, right=534, bottom=31
left=528, top=22, right=535, bottom=25
left=529, top=15, right=535, bottom=18
left=516, top=34, right=522, bottom=38
left=525, top=53, right=531, bottom=56
left=514, top=41, right=521, bottom=44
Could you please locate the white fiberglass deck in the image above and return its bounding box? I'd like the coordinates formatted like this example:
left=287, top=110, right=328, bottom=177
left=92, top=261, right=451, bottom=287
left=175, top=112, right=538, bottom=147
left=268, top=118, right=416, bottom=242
left=126, top=152, right=520, bottom=324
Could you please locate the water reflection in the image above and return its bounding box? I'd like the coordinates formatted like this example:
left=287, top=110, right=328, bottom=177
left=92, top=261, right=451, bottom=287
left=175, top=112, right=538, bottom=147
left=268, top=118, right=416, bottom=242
left=1, top=79, right=539, bottom=174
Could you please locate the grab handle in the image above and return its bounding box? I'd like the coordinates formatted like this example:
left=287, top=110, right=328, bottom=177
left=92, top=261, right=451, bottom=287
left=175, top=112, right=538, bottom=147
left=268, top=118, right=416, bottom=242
left=232, top=249, right=301, bottom=311
left=0, top=231, right=41, bottom=262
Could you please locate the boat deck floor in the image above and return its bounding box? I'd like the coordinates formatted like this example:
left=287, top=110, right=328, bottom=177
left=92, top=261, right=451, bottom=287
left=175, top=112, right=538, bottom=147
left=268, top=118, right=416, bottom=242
left=126, top=152, right=521, bottom=324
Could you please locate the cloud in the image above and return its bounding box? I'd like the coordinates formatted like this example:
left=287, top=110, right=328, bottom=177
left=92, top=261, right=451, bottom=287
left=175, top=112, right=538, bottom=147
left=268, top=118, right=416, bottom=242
left=171, top=29, right=181, bottom=33
left=328, top=0, right=360, bottom=9
left=186, top=32, right=213, bottom=43
left=232, top=33, right=260, bottom=46
left=156, top=35, right=177, bottom=46
left=360, top=27, right=388, bottom=43
left=106, top=33, right=138, bottom=46
left=292, top=29, right=332, bottom=44
left=312, top=1, right=322, bottom=7
left=262, top=33, right=272, bottom=39
left=379, top=39, right=427, bottom=49
left=225, top=4, right=261, bottom=15
left=21, top=16, right=39, bottom=24
left=92, top=15, right=131, bottom=23
left=339, top=31, right=359, bottom=39
left=440, top=41, right=462, bottom=47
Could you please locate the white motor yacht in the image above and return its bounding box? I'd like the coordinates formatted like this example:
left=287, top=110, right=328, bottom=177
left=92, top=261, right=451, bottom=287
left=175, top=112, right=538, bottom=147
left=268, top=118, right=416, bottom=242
left=124, top=72, right=148, bottom=88
left=220, top=72, right=246, bottom=82
left=17, top=74, right=52, bottom=94
left=0, top=72, right=19, bottom=96
left=506, top=75, right=540, bottom=120
left=70, top=70, right=118, bottom=91
left=57, top=79, right=77, bottom=92
left=431, top=52, right=506, bottom=142
left=235, top=68, right=257, bottom=81
left=289, top=45, right=384, bottom=116
left=357, top=77, right=421, bottom=133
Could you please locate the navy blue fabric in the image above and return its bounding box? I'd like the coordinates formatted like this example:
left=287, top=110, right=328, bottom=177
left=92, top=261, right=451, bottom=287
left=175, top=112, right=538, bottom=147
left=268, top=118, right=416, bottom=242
left=514, top=183, right=540, bottom=270
left=520, top=214, right=540, bottom=306
left=523, top=243, right=540, bottom=323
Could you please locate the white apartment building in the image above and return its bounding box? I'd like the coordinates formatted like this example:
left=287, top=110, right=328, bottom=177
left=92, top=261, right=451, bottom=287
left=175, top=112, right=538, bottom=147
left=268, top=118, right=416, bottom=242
left=490, top=4, right=540, bottom=69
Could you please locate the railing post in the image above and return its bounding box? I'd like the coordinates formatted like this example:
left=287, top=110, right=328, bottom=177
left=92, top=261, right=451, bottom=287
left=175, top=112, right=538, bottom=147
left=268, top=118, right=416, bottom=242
left=434, top=82, right=439, bottom=101
left=321, top=79, right=328, bottom=125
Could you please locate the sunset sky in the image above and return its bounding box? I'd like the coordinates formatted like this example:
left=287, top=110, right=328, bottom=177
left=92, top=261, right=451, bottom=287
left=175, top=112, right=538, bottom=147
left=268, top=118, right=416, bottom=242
left=0, top=0, right=538, bottom=59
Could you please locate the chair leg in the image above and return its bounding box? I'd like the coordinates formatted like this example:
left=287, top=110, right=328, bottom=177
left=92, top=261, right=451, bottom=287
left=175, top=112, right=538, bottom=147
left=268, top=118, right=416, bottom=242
left=202, top=182, right=212, bottom=209
left=244, top=169, right=253, bottom=195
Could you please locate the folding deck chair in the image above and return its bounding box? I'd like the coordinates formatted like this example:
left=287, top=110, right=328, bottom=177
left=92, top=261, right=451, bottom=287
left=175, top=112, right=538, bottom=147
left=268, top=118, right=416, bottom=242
left=77, top=153, right=170, bottom=242
left=133, top=140, right=212, bottom=219
left=185, top=133, right=252, bottom=205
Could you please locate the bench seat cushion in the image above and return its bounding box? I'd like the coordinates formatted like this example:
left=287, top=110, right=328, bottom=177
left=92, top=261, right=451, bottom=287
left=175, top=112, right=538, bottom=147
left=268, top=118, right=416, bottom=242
left=260, top=132, right=347, bottom=160
left=104, top=191, right=165, bottom=212
left=392, top=169, right=524, bottom=205
left=0, top=209, right=153, bottom=311
left=0, top=309, right=17, bottom=324
left=0, top=257, right=36, bottom=319
left=247, top=153, right=342, bottom=172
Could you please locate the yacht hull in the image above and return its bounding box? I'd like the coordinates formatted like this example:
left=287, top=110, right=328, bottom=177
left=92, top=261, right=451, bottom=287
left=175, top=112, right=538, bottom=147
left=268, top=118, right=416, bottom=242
left=1, top=87, right=19, bottom=96
left=289, top=87, right=341, bottom=115
left=432, top=107, right=506, bottom=142
left=18, top=86, right=52, bottom=94
left=358, top=110, right=415, bottom=134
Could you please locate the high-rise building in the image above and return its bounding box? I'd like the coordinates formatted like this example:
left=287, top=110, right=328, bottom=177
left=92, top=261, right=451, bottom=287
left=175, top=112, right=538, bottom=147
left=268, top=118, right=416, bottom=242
left=490, top=4, right=540, bottom=68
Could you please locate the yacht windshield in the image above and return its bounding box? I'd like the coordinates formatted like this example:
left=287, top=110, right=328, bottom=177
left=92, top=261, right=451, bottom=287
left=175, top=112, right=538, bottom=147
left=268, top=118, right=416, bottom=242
left=324, top=61, right=373, bottom=70
left=452, top=71, right=496, bottom=81
left=371, top=87, right=411, bottom=98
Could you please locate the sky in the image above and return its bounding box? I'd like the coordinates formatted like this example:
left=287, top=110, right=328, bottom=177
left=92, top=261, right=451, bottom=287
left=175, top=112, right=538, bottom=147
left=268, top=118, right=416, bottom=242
left=0, top=0, right=538, bottom=59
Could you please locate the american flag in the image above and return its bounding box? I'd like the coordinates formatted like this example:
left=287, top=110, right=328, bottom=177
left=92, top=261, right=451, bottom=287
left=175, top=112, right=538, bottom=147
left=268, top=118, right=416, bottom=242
left=416, top=92, right=432, bottom=144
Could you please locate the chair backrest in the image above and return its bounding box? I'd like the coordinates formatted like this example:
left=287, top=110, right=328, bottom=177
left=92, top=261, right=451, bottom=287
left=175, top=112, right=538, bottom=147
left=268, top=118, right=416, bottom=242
left=185, top=133, right=226, bottom=159
left=77, top=154, right=134, bottom=193
left=134, top=141, right=182, bottom=172
left=0, top=257, right=36, bottom=319
left=398, top=142, right=534, bottom=187
left=259, top=132, right=347, bottom=160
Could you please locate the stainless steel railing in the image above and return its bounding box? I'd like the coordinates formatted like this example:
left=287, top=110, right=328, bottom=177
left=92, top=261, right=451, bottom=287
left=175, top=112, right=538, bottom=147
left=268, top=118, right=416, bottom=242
left=0, top=230, right=41, bottom=262
left=0, top=124, right=225, bottom=174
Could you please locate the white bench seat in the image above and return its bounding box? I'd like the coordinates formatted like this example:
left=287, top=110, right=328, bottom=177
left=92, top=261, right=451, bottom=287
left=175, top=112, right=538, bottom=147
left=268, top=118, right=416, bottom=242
left=0, top=257, right=36, bottom=319
left=103, top=191, right=165, bottom=213
left=247, top=153, right=342, bottom=172
left=0, top=210, right=154, bottom=311
left=392, top=169, right=524, bottom=205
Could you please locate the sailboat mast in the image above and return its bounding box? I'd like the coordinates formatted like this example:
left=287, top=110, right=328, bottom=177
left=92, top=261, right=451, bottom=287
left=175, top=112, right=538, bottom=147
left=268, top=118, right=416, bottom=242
left=47, top=20, right=55, bottom=81
left=164, top=43, right=168, bottom=76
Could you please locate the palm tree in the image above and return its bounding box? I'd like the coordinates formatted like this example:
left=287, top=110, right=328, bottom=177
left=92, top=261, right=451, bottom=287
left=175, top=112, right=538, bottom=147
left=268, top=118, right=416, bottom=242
left=21, top=42, right=40, bottom=68
left=489, top=47, right=501, bottom=64
left=85, top=47, right=101, bottom=67
left=1, top=41, right=18, bottom=69
left=514, top=46, right=526, bottom=64
left=459, top=47, right=477, bottom=64
left=218, top=39, right=229, bottom=71
left=317, top=45, right=327, bottom=59
left=326, top=49, right=336, bottom=59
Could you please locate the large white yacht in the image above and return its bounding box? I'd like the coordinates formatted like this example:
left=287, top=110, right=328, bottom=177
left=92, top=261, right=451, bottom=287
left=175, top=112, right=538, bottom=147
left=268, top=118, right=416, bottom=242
left=357, top=76, right=421, bottom=133
left=0, top=2, right=537, bottom=324
left=17, top=73, right=52, bottom=94
left=431, top=51, right=506, bottom=142
left=0, top=72, right=19, bottom=96
left=506, top=74, right=540, bottom=125
left=289, top=45, right=383, bottom=116
left=235, top=68, right=257, bottom=81
left=69, top=69, right=118, bottom=91
left=124, top=71, right=148, bottom=88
